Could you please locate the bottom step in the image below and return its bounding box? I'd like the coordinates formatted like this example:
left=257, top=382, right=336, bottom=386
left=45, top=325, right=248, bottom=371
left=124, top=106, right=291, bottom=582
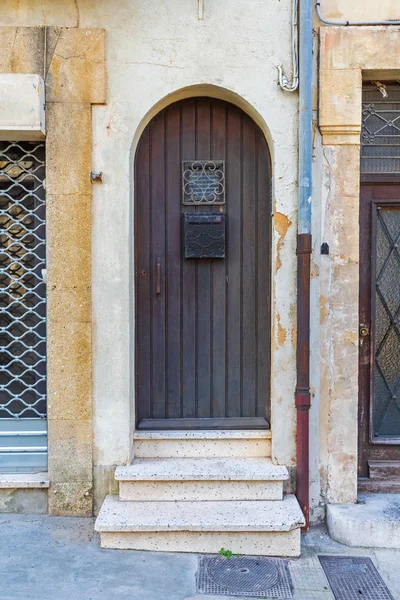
left=95, top=494, right=304, bottom=557
left=328, top=493, right=400, bottom=549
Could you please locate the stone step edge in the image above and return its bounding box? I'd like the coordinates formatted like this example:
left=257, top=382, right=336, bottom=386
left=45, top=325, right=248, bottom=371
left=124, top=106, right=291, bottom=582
left=327, top=494, right=400, bottom=549
left=95, top=494, right=305, bottom=533
left=115, top=458, right=288, bottom=482
left=133, top=430, right=272, bottom=440
left=98, top=529, right=301, bottom=557
left=0, top=472, right=49, bottom=488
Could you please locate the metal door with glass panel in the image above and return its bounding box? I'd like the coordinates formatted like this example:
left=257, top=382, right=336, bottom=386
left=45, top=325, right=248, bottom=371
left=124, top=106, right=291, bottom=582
left=0, top=141, right=47, bottom=472
left=358, top=85, right=400, bottom=484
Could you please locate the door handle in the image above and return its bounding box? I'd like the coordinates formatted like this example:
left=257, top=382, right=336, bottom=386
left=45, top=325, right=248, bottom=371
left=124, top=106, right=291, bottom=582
left=156, top=259, right=161, bottom=296
left=359, top=325, right=369, bottom=347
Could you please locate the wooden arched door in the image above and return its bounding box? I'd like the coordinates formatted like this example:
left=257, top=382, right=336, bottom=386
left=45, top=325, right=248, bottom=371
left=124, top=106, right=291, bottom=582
left=135, top=97, right=272, bottom=429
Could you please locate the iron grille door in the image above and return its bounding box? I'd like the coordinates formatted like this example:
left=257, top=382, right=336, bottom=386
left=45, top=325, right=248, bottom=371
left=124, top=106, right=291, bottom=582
left=358, top=84, right=400, bottom=478
left=0, top=141, right=47, bottom=472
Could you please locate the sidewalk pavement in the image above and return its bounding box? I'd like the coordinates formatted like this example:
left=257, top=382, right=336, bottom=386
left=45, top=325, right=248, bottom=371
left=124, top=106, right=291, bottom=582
left=0, top=513, right=399, bottom=600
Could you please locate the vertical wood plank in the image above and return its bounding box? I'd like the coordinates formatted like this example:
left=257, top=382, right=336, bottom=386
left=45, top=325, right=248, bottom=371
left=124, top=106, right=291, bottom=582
left=242, top=115, right=257, bottom=416
left=135, top=128, right=151, bottom=422
left=358, top=185, right=373, bottom=476
left=196, top=98, right=212, bottom=417
left=150, top=113, right=166, bottom=418
left=226, top=105, right=242, bottom=417
left=165, top=103, right=182, bottom=418
left=210, top=100, right=227, bottom=417
left=181, top=99, right=197, bottom=417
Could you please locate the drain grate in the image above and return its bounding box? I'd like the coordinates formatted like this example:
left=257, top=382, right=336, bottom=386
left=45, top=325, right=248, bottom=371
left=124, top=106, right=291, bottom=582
left=197, top=555, right=293, bottom=598
left=319, top=556, right=395, bottom=600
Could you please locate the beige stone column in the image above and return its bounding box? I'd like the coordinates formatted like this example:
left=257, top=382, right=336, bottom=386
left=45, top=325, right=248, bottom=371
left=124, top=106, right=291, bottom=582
left=319, top=34, right=362, bottom=505
left=319, top=25, right=400, bottom=504
left=0, top=26, right=106, bottom=516
left=46, top=101, right=94, bottom=515
left=45, top=28, right=106, bottom=515
left=319, top=150, right=361, bottom=503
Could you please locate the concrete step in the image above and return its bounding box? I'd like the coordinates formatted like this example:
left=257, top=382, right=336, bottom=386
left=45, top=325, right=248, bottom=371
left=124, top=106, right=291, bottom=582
left=133, top=430, right=271, bottom=458
left=116, top=458, right=288, bottom=501
left=95, top=494, right=305, bottom=556
left=327, top=493, right=400, bottom=549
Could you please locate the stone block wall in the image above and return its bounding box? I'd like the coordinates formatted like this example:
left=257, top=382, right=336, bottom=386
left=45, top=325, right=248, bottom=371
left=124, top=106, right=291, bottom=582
left=0, top=26, right=106, bottom=515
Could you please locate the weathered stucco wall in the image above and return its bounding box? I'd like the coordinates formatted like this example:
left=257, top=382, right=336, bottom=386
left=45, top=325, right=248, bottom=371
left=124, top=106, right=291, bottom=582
left=89, top=1, right=299, bottom=493
left=3, top=1, right=399, bottom=521
left=0, top=0, right=299, bottom=511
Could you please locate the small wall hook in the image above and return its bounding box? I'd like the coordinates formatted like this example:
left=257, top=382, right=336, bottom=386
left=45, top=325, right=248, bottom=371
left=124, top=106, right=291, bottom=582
left=90, top=171, right=103, bottom=183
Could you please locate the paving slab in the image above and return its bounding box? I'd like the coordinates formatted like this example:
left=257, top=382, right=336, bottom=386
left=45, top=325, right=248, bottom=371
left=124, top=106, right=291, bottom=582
left=0, top=515, right=399, bottom=600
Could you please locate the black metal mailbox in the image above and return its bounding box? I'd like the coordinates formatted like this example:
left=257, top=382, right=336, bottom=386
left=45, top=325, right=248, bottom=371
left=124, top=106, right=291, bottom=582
left=183, top=212, right=226, bottom=259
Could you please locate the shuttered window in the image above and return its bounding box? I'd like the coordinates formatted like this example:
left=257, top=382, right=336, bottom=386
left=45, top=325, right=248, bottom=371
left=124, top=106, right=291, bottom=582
left=0, top=141, right=47, bottom=472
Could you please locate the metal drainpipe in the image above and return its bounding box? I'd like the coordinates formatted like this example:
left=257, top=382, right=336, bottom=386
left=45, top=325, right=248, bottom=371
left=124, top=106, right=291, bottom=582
left=296, top=0, right=313, bottom=530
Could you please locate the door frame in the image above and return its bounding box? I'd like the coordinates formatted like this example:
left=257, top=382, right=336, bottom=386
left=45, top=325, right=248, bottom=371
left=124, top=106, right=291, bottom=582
left=133, top=96, right=273, bottom=431
left=358, top=176, right=400, bottom=479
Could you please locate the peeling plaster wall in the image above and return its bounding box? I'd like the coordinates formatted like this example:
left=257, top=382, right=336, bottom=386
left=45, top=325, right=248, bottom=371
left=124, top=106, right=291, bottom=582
left=0, top=0, right=299, bottom=510
left=314, top=25, right=400, bottom=518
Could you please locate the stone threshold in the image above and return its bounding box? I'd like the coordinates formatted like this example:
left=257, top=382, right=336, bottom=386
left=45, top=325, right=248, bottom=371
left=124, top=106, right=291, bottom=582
left=328, top=493, right=400, bottom=549
left=133, top=430, right=272, bottom=440
left=0, top=472, right=49, bottom=489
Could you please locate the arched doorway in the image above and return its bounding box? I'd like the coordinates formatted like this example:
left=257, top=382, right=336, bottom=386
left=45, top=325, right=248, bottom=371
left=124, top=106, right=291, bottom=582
left=135, top=97, right=272, bottom=430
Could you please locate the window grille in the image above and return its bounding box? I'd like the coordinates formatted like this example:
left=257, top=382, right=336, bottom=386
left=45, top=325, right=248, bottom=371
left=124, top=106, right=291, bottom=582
left=182, top=160, right=225, bottom=205
left=0, top=141, right=47, bottom=472
left=361, top=85, right=400, bottom=173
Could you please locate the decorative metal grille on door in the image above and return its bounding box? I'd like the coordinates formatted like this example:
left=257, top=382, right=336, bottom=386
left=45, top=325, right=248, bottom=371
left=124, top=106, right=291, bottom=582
left=373, top=206, right=400, bottom=437
left=362, top=85, right=400, bottom=173
left=0, top=141, right=47, bottom=471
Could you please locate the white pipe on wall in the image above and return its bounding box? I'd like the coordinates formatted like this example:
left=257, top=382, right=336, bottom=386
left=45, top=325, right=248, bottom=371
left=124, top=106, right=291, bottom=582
left=278, top=0, right=299, bottom=92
